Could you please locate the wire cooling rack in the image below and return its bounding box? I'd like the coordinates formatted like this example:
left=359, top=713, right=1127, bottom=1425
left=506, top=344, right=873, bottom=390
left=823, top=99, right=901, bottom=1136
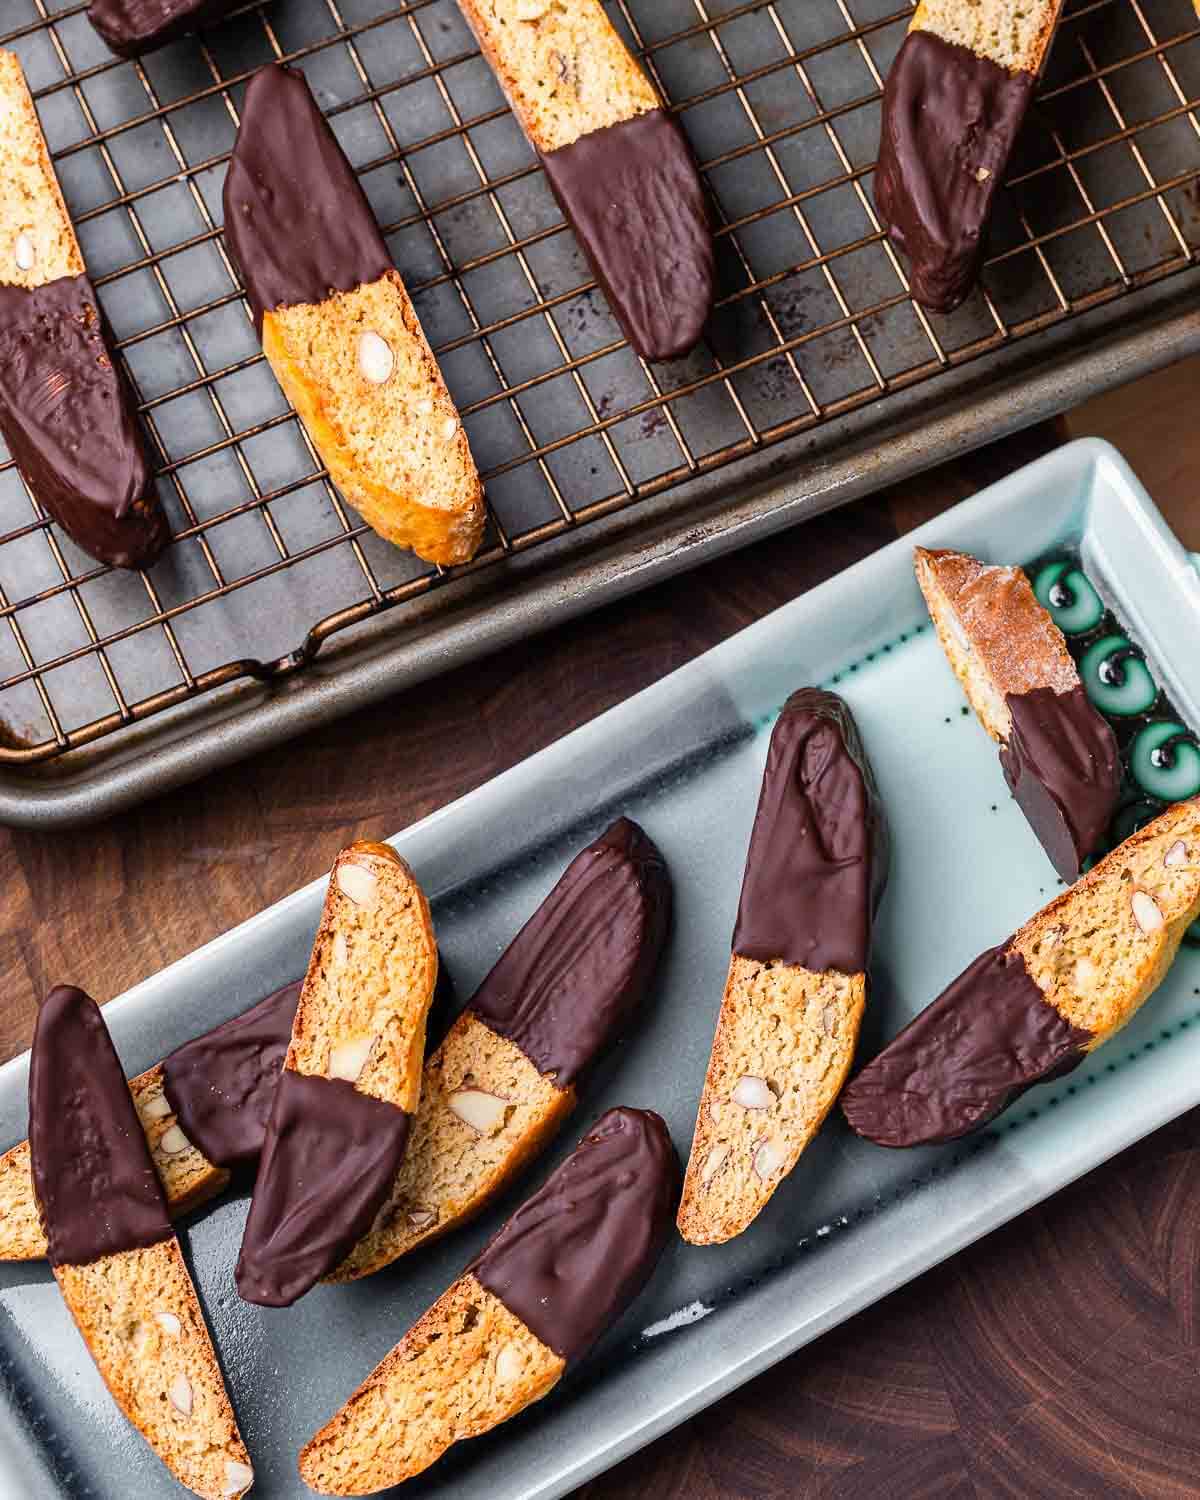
left=0, top=0, right=1198, bottom=823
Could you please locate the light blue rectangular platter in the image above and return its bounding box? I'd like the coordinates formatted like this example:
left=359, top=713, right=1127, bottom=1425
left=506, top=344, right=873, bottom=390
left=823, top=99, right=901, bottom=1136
left=0, top=437, right=1197, bottom=1500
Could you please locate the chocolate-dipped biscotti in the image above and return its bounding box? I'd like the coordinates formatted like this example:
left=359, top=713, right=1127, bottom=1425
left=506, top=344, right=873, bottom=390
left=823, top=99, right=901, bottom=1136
left=87, top=0, right=239, bottom=57
left=223, top=65, right=484, bottom=567
left=916, top=546, right=1120, bottom=881
left=678, top=689, right=888, bottom=1245
left=331, top=816, right=671, bottom=1281
left=0, top=979, right=298, bottom=1261
left=300, top=1107, right=679, bottom=1494
left=876, top=2, right=1064, bottom=312
left=0, top=52, right=166, bottom=569
left=456, top=0, right=713, bottom=362
left=237, top=843, right=438, bottom=1306
left=842, top=797, right=1200, bottom=1147
left=29, top=987, right=253, bottom=1500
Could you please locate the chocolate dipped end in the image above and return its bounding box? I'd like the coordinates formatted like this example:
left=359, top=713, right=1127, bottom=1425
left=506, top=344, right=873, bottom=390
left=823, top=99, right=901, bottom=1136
left=469, top=817, right=672, bottom=1088
left=162, top=980, right=301, bottom=1169
left=999, top=685, right=1121, bottom=882
left=29, top=986, right=172, bottom=1268
left=0, top=276, right=165, bottom=570
left=538, top=110, right=713, bottom=362
left=87, top=0, right=239, bottom=57
left=236, top=1071, right=410, bottom=1307
left=732, top=688, right=888, bottom=977
left=876, top=31, right=1036, bottom=313
left=841, top=944, right=1090, bottom=1147
left=473, top=1107, right=679, bottom=1364
left=223, top=64, right=393, bottom=334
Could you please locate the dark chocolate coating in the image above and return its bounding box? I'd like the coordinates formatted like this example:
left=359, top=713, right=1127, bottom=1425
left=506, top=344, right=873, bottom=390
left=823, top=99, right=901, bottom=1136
left=29, top=986, right=172, bottom=1268
left=539, top=110, right=713, bottom=362
left=999, top=685, right=1121, bottom=882
left=731, top=689, right=888, bottom=977
left=87, top=0, right=239, bottom=57
left=875, top=31, right=1036, bottom=313
left=0, top=277, right=166, bottom=570
left=469, top=817, right=671, bottom=1088
left=223, top=64, right=393, bottom=333
left=162, top=980, right=301, bottom=1169
left=841, top=944, right=1090, bottom=1147
left=236, top=1071, right=410, bottom=1307
left=473, top=1107, right=679, bottom=1363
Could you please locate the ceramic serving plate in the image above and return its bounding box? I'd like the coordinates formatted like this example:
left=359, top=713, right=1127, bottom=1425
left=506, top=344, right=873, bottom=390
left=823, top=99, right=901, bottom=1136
left=0, top=437, right=1197, bottom=1500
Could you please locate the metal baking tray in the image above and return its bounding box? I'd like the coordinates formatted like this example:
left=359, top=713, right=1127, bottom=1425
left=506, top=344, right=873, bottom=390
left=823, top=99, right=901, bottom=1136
left=1, top=0, right=1199, bottom=827
left=0, top=437, right=1198, bottom=1498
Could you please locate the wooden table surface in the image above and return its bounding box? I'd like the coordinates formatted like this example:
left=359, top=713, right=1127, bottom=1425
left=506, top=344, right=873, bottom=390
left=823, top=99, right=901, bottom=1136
left=4, top=355, right=1199, bottom=1499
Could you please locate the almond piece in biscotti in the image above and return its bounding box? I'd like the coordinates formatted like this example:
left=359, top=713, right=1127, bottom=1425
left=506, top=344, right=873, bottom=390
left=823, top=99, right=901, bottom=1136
left=842, top=797, right=1200, bottom=1146
left=328, top=816, right=671, bottom=1283
left=300, top=1109, right=679, bottom=1494
left=29, top=986, right=252, bottom=1499
left=678, top=689, right=888, bottom=1246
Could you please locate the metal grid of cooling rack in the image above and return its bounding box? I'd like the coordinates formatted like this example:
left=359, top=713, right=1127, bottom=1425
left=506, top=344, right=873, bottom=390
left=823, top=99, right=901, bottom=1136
left=0, top=0, right=1198, bottom=806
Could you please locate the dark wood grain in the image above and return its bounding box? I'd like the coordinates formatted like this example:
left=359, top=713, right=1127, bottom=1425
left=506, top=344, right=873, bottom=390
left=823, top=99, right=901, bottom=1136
left=2, top=358, right=1198, bottom=1499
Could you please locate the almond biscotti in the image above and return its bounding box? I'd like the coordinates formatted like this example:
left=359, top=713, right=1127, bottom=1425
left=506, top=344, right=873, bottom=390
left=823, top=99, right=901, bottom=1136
left=29, top=986, right=252, bottom=1500
left=915, top=546, right=1119, bottom=880
left=237, top=842, right=438, bottom=1306
left=678, top=689, right=889, bottom=1245
left=223, top=64, right=484, bottom=567
left=456, top=0, right=713, bottom=361
left=330, top=816, right=671, bottom=1281
left=87, top=0, right=240, bottom=56
left=0, top=51, right=166, bottom=568
left=300, top=1108, right=679, bottom=1494
left=842, top=797, right=1200, bottom=1146
left=876, top=1, right=1064, bottom=311
left=0, top=979, right=299, bottom=1260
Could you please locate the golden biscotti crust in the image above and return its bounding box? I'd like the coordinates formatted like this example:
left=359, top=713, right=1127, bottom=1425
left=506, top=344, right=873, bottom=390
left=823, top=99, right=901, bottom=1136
left=0, top=50, right=84, bottom=289
left=299, top=1272, right=563, bottom=1494
left=678, top=956, right=866, bottom=1245
left=0, top=1063, right=228, bottom=1261
left=262, top=270, right=485, bottom=567
left=55, top=1239, right=252, bottom=1499
left=455, top=0, right=659, bottom=152
left=1014, top=796, right=1200, bottom=1043
left=911, top=0, right=1063, bottom=75
left=329, top=1010, right=573, bottom=1281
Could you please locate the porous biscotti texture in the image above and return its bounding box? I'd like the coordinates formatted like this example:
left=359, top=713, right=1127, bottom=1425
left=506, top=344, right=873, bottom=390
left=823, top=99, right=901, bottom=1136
left=915, top=546, right=1079, bottom=742
left=55, top=1238, right=253, bottom=1499
left=456, top=0, right=659, bottom=152
left=330, top=1010, right=571, bottom=1281
left=677, top=956, right=865, bottom=1245
left=0, top=51, right=84, bottom=290
left=290, top=840, right=438, bottom=1109
left=911, top=0, right=1063, bottom=75
left=262, top=270, right=484, bottom=567
left=0, top=1063, right=227, bottom=1260
left=1013, top=796, right=1200, bottom=1044
left=299, top=1272, right=563, bottom=1493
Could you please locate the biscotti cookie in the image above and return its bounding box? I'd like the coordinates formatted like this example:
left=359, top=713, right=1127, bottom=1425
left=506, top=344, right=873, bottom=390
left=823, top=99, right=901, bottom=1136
left=456, top=0, right=713, bottom=361
left=0, top=979, right=299, bottom=1260
left=0, top=51, right=166, bottom=569
left=677, top=690, right=888, bottom=1245
left=223, top=65, right=484, bottom=567
left=842, top=797, right=1200, bottom=1146
left=29, top=986, right=253, bottom=1500
left=876, top=1, right=1064, bottom=312
left=300, top=1107, right=679, bottom=1494
left=88, top=0, right=239, bottom=56
left=237, top=842, right=438, bottom=1306
left=916, top=546, right=1120, bottom=880
left=330, top=816, right=671, bottom=1281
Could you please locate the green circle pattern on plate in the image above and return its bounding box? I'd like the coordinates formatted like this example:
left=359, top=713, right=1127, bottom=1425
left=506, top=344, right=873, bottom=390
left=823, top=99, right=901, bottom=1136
left=1033, top=560, right=1106, bottom=636
left=1079, top=634, right=1159, bottom=717
left=1130, top=721, right=1200, bottom=804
